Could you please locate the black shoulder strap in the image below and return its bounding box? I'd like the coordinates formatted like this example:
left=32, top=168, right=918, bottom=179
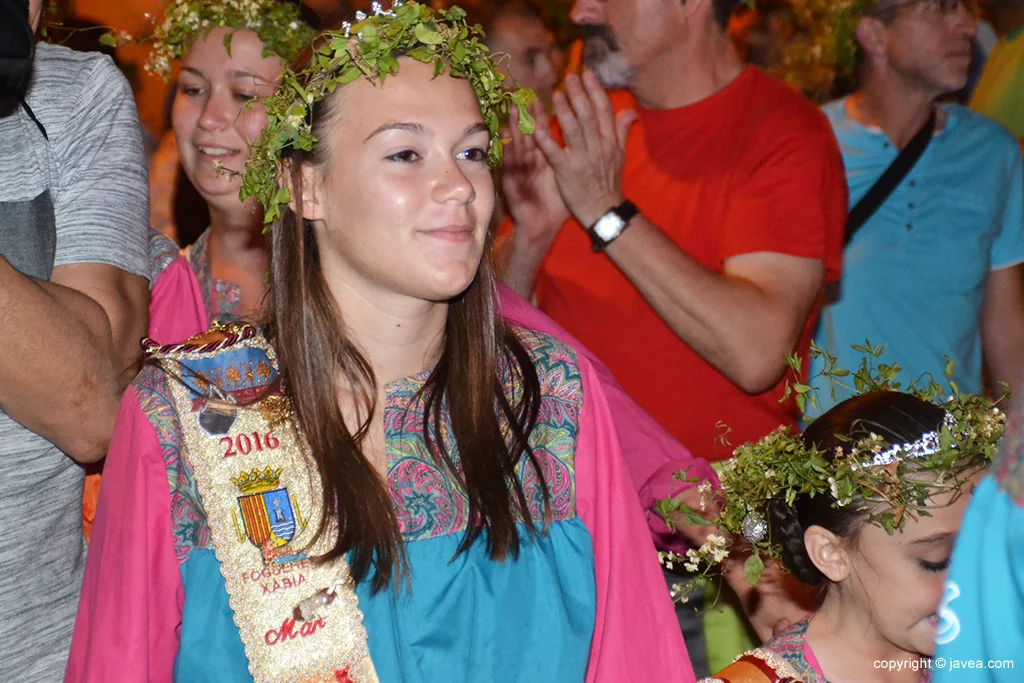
left=844, top=110, right=936, bottom=245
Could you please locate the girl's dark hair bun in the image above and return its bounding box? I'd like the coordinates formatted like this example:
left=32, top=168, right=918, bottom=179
left=768, top=499, right=826, bottom=586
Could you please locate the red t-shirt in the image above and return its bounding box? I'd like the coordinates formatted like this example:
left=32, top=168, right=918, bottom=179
left=535, top=67, right=847, bottom=462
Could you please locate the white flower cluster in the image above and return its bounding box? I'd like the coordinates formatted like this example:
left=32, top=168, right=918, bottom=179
left=696, top=481, right=712, bottom=511
left=142, top=0, right=313, bottom=77
left=682, top=534, right=729, bottom=573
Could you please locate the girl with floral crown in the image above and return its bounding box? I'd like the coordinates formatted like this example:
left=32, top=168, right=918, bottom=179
left=67, top=4, right=693, bottom=681
left=145, top=0, right=316, bottom=325
left=672, top=363, right=1005, bottom=683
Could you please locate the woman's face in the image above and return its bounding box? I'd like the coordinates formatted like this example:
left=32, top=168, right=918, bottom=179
left=302, top=57, right=495, bottom=305
left=840, top=478, right=978, bottom=657
left=172, top=28, right=282, bottom=213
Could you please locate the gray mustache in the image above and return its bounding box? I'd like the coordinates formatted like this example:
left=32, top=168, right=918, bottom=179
left=579, top=24, right=620, bottom=52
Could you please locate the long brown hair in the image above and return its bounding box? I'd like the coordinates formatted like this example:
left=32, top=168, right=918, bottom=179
left=265, top=77, right=548, bottom=594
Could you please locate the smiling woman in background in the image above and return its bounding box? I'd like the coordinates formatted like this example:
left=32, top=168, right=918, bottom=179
left=160, top=0, right=315, bottom=324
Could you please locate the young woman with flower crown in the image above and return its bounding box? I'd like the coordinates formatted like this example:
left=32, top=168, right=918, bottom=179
left=147, top=0, right=316, bottom=325
left=676, top=378, right=1004, bottom=683
left=66, top=4, right=693, bottom=682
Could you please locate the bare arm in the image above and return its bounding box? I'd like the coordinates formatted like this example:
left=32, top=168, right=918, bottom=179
left=0, top=260, right=148, bottom=463
left=0, top=53, right=151, bottom=463
left=497, top=106, right=570, bottom=300
left=501, top=74, right=843, bottom=391
left=604, top=224, right=825, bottom=393
left=982, top=263, right=1024, bottom=400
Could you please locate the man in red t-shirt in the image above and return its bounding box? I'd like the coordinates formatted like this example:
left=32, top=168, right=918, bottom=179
left=499, top=0, right=846, bottom=666
left=503, top=0, right=846, bottom=465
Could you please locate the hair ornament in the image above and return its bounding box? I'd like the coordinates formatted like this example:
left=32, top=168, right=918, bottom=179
left=658, top=342, right=1005, bottom=590
left=100, top=0, right=317, bottom=79
left=239, top=1, right=537, bottom=225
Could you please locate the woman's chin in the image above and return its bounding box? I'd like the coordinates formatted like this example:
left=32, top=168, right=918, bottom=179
left=411, top=267, right=480, bottom=303
left=911, top=616, right=939, bottom=657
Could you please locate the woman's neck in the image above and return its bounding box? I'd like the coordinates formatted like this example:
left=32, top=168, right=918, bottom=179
left=327, top=275, right=448, bottom=388
left=207, top=204, right=267, bottom=266
left=807, top=592, right=924, bottom=683
left=207, top=204, right=269, bottom=315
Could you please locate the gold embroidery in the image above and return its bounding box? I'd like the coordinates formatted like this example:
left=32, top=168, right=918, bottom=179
left=155, top=326, right=378, bottom=683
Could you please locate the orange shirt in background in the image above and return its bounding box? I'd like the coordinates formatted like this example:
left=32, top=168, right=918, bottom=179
left=535, top=66, right=847, bottom=462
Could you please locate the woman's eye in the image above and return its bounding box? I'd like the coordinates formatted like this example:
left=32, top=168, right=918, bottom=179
left=457, top=147, right=488, bottom=163
left=234, top=92, right=258, bottom=103
left=181, top=86, right=204, bottom=97
left=920, top=558, right=951, bottom=573
left=387, top=150, right=420, bottom=163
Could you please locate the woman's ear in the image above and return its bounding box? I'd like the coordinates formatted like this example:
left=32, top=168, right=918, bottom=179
left=286, top=161, right=324, bottom=221
left=804, top=525, right=852, bottom=583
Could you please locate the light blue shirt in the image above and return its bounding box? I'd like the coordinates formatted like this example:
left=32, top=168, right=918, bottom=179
left=809, top=100, right=1024, bottom=414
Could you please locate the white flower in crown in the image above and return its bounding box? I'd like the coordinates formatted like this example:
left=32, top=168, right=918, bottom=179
left=355, top=10, right=367, bottom=21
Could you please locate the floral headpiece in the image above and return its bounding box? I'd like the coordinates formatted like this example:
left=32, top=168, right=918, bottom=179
left=659, top=343, right=1005, bottom=589
left=101, top=0, right=317, bottom=78
left=239, top=2, right=537, bottom=224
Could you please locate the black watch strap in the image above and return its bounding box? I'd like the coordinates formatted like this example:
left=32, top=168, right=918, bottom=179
left=588, top=200, right=640, bottom=250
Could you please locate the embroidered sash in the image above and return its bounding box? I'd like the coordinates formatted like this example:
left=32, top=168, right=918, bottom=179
left=146, top=323, right=378, bottom=683
left=704, top=649, right=802, bottom=683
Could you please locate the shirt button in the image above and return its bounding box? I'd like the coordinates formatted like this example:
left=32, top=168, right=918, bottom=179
left=909, top=180, right=917, bottom=188
left=884, top=142, right=891, bottom=149
left=906, top=223, right=913, bottom=230
left=909, top=203, right=915, bottom=210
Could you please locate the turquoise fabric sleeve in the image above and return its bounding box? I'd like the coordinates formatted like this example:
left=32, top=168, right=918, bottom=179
left=935, top=477, right=1024, bottom=682
left=175, top=550, right=250, bottom=681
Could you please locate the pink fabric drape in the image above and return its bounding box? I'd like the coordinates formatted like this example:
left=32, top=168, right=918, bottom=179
left=67, top=392, right=184, bottom=682
left=576, top=358, right=697, bottom=682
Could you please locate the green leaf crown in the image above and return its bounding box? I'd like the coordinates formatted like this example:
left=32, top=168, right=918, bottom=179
left=239, top=1, right=537, bottom=225
left=659, top=343, right=1005, bottom=587
left=132, top=0, right=317, bottom=78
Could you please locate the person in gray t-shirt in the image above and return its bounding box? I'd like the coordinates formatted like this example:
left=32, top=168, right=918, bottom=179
left=0, top=1, right=149, bottom=679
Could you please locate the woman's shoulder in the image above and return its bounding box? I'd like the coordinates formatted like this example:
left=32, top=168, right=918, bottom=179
left=509, top=324, right=583, bottom=387
left=507, top=324, right=591, bottom=417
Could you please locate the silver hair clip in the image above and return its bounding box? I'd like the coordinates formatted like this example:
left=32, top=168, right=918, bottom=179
left=860, top=412, right=958, bottom=467
left=741, top=511, right=768, bottom=544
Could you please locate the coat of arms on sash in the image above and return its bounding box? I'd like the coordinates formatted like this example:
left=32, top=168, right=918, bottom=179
left=232, top=467, right=308, bottom=564
left=145, top=324, right=379, bottom=682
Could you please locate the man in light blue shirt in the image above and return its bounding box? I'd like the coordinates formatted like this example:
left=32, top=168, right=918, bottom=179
left=811, top=0, right=1024, bottom=414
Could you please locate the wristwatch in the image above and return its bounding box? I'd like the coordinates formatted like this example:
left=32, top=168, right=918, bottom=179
left=588, top=200, right=639, bottom=251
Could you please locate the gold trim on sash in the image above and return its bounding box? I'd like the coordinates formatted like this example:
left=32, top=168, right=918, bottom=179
left=150, top=324, right=378, bottom=683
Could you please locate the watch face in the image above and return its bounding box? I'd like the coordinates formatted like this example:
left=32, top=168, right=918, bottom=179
left=593, top=213, right=626, bottom=242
